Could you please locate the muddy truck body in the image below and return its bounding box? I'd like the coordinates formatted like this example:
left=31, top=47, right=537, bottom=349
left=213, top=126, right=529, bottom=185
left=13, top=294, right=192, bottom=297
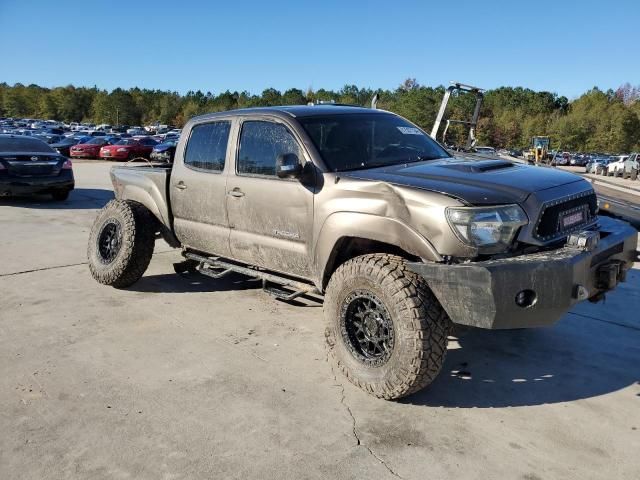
left=88, top=105, right=638, bottom=399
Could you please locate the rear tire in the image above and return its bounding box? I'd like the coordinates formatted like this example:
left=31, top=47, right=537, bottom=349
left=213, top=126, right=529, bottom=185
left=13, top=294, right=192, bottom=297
left=324, top=254, right=451, bottom=400
left=88, top=200, right=156, bottom=288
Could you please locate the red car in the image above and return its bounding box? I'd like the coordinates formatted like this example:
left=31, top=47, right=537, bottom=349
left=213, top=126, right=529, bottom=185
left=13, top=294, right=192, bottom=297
left=69, top=137, right=115, bottom=159
left=99, top=138, right=158, bottom=160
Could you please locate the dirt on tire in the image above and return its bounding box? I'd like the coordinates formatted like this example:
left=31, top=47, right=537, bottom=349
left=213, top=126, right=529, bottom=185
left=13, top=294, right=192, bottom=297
left=87, top=199, right=156, bottom=288
left=324, top=253, right=451, bottom=400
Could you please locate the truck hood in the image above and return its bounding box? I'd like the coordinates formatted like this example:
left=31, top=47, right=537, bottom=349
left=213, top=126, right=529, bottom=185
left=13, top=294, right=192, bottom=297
left=341, top=157, right=586, bottom=205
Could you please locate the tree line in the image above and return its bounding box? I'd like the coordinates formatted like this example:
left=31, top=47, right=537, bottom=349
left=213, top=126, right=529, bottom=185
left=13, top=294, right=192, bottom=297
left=1, top=80, right=639, bottom=153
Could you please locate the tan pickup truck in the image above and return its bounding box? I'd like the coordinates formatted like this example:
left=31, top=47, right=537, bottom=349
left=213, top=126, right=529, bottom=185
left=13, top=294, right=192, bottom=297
left=87, top=105, right=638, bottom=400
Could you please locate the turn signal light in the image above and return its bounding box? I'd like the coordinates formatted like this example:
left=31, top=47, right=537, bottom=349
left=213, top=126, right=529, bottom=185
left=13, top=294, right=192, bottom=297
left=62, top=159, right=73, bottom=169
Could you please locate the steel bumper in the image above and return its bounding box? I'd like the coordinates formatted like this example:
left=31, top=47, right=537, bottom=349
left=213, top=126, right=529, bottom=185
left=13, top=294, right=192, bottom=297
left=409, top=216, right=638, bottom=329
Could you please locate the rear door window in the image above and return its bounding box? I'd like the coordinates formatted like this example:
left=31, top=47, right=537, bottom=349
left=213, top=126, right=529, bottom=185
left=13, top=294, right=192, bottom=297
left=184, top=121, right=231, bottom=171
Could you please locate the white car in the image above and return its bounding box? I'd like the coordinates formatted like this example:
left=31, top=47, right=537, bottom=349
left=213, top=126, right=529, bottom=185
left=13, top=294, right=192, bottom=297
left=586, top=157, right=610, bottom=174
left=127, top=127, right=147, bottom=136
left=473, top=146, right=497, bottom=156
left=608, top=154, right=638, bottom=180
left=606, top=155, right=628, bottom=176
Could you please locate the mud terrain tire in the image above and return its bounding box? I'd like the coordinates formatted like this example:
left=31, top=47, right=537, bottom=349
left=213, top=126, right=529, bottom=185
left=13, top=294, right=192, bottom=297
left=88, top=200, right=156, bottom=288
left=325, top=254, right=451, bottom=400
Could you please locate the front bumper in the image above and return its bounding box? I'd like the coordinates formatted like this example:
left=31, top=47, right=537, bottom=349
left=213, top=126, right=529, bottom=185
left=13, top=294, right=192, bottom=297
left=101, top=150, right=128, bottom=160
left=409, top=216, right=638, bottom=329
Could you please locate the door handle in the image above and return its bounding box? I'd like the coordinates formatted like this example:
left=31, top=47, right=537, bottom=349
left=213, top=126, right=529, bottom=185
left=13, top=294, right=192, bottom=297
left=228, top=188, right=245, bottom=198
left=175, top=181, right=187, bottom=190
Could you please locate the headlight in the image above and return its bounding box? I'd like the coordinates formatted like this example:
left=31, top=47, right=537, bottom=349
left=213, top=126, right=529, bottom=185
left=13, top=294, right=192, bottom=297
left=117, top=148, right=128, bottom=152
left=446, top=204, right=528, bottom=253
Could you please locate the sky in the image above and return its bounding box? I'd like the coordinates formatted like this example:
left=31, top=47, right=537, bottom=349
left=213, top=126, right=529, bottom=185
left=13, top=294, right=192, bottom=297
left=1, top=0, right=638, bottom=99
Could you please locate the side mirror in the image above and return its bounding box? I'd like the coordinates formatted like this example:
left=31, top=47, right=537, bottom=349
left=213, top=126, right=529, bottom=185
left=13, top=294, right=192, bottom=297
left=276, top=153, right=303, bottom=179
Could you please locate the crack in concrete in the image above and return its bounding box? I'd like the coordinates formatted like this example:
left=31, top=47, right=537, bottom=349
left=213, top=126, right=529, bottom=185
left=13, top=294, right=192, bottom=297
left=328, top=355, right=404, bottom=479
left=0, top=250, right=175, bottom=278
left=0, top=261, right=88, bottom=277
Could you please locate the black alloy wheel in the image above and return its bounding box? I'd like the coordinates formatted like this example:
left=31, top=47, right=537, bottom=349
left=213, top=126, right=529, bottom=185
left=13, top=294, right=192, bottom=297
left=340, top=290, right=395, bottom=367
left=97, top=219, right=122, bottom=264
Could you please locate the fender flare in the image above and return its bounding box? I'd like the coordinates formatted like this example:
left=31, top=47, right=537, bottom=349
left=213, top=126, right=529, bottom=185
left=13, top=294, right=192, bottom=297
left=118, top=183, right=168, bottom=226
left=314, top=212, right=442, bottom=288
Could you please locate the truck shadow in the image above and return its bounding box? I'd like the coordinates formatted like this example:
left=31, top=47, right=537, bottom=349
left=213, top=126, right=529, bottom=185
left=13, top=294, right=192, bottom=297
left=131, top=272, right=262, bottom=293
left=405, top=315, right=640, bottom=408
left=0, top=188, right=113, bottom=209
left=131, top=271, right=323, bottom=306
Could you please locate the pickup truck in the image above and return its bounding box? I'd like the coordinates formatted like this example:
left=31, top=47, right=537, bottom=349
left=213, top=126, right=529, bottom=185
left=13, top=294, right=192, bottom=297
left=87, top=105, right=638, bottom=400
left=607, top=153, right=638, bottom=180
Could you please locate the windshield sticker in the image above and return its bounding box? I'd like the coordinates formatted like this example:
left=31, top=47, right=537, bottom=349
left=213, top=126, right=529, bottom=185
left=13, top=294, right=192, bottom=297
left=397, top=126, right=423, bottom=135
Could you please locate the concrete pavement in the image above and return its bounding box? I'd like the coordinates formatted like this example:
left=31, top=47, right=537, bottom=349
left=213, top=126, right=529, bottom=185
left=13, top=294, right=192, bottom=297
left=1, top=161, right=639, bottom=480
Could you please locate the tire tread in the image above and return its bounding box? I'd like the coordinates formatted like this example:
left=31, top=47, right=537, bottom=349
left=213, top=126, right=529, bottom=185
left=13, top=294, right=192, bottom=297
left=325, top=253, right=451, bottom=400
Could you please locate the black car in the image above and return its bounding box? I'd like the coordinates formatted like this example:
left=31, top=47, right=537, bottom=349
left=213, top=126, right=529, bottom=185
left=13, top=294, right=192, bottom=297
left=50, top=136, right=89, bottom=157
left=34, top=133, right=65, bottom=144
left=150, top=138, right=178, bottom=163
left=0, top=135, right=75, bottom=201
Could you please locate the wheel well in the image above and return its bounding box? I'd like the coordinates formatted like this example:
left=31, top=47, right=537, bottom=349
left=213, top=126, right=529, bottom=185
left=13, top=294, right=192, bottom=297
left=322, top=237, right=419, bottom=290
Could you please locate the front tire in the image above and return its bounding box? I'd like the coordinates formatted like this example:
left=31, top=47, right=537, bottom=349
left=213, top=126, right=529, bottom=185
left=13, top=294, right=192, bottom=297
left=88, top=200, right=156, bottom=288
left=324, top=254, right=451, bottom=400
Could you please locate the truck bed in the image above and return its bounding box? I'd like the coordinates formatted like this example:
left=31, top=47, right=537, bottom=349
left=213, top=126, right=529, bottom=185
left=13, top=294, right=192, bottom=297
left=110, top=163, right=173, bottom=227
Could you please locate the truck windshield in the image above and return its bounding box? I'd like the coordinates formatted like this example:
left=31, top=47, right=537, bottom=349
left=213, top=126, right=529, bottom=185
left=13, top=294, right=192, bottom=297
left=299, top=113, right=449, bottom=172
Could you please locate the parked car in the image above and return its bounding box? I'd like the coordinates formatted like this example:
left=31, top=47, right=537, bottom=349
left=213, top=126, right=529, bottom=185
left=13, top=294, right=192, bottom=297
left=150, top=138, right=178, bottom=163
left=87, top=105, right=637, bottom=401
left=608, top=154, right=638, bottom=180
left=50, top=136, right=89, bottom=157
left=34, top=133, right=65, bottom=144
left=473, top=146, right=496, bottom=156
left=595, top=157, right=613, bottom=175
left=586, top=157, right=609, bottom=174
left=70, top=137, right=118, bottom=159
left=0, top=134, right=74, bottom=200
left=605, top=156, right=628, bottom=176
left=551, top=152, right=571, bottom=166
left=569, top=154, right=588, bottom=166
left=99, top=137, right=158, bottom=160
left=126, top=127, right=146, bottom=136
left=507, top=149, right=523, bottom=157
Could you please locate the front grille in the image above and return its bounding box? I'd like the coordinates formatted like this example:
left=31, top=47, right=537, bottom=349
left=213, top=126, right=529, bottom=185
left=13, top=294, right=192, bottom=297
left=534, top=191, right=598, bottom=241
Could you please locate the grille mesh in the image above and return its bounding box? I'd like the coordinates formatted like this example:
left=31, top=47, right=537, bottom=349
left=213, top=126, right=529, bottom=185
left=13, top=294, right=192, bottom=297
left=534, top=192, right=598, bottom=241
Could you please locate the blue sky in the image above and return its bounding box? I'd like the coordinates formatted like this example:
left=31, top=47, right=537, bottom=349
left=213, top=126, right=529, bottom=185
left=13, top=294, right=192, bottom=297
left=1, top=0, right=638, bottom=98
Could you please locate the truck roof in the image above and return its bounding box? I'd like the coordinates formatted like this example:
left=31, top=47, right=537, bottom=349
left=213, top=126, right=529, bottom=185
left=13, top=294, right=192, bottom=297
left=190, top=105, right=389, bottom=122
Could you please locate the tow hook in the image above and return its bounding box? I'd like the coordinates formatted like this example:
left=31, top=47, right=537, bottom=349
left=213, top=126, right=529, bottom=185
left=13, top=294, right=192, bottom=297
left=596, top=261, right=625, bottom=290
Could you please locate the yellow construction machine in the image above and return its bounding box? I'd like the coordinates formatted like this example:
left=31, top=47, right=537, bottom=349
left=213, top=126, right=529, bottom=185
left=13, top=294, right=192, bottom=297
left=525, top=136, right=551, bottom=164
